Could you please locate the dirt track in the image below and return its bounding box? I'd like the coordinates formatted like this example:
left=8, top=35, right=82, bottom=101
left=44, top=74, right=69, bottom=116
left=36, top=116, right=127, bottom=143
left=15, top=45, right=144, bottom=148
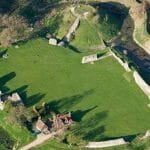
left=20, top=130, right=62, bottom=150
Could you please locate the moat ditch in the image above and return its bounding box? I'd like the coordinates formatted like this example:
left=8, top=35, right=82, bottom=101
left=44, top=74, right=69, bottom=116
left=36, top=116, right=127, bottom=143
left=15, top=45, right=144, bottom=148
left=91, top=2, right=150, bottom=85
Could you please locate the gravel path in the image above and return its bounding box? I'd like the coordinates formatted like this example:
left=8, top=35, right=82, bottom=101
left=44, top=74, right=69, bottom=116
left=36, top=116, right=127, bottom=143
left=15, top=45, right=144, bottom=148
left=20, top=130, right=62, bottom=150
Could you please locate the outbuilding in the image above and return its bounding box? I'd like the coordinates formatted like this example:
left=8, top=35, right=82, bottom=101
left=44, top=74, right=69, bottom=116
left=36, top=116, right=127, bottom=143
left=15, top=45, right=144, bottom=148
left=49, top=38, right=57, bottom=46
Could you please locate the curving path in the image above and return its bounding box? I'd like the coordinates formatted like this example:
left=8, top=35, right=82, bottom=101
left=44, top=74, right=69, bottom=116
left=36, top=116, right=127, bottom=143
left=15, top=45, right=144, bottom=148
left=20, top=130, right=62, bottom=150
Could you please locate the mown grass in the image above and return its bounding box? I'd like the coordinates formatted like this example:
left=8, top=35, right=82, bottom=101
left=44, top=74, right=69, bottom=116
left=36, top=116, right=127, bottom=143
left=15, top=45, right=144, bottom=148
left=0, top=39, right=150, bottom=147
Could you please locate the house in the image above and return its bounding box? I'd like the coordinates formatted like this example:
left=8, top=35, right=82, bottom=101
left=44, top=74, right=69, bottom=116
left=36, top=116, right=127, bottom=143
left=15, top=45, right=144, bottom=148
left=49, top=38, right=57, bottom=46
left=8, top=92, right=24, bottom=106
left=57, top=112, right=74, bottom=125
left=82, top=54, right=98, bottom=64
left=33, top=119, right=49, bottom=134
left=52, top=112, right=74, bottom=129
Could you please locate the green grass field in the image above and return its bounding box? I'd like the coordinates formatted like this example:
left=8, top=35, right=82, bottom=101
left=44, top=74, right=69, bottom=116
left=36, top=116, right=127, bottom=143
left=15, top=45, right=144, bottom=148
left=0, top=39, right=150, bottom=147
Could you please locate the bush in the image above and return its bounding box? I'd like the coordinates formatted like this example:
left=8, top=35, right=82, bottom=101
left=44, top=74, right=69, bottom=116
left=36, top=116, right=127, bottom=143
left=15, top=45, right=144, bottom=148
left=0, top=126, right=15, bottom=150
left=65, top=133, right=86, bottom=146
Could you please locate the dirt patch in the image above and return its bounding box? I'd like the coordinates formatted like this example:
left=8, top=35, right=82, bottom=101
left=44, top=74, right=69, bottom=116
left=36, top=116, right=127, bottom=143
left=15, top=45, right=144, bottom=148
left=130, top=2, right=145, bottom=27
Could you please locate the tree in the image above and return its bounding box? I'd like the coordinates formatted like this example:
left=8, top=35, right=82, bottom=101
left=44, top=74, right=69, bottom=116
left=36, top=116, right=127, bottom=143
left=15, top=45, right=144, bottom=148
left=0, top=15, right=31, bottom=47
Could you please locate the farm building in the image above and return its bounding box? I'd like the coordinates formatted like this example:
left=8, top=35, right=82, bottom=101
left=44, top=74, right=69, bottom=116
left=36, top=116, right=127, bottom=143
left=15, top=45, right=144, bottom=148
left=33, top=119, right=49, bottom=134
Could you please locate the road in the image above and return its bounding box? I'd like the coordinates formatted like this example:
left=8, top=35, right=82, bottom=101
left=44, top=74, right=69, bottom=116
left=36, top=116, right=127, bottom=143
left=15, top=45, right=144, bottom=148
left=20, top=130, right=62, bottom=150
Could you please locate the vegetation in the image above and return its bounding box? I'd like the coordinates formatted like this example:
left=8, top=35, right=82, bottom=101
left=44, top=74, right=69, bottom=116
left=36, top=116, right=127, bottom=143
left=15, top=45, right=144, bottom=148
left=0, top=101, right=35, bottom=147
left=56, top=8, right=76, bottom=39
left=95, top=4, right=126, bottom=40
left=0, top=39, right=150, bottom=148
left=0, top=15, right=31, bottom=47
left=0, top=1, right=150, bottom=149
left=71, top=20, right=103, bottom=52
left=33, top=137, right=150, bottom=150
left=0, top=126, right=15, bottom=150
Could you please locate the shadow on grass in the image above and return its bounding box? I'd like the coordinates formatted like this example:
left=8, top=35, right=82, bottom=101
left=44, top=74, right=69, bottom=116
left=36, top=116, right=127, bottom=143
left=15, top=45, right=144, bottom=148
left=103, top=133, right=138, bottom=142
left=71, top=111, right=108, bottom=141
left=19, top=0, right=60, bottom=23
left=8, top=85, right=45, bottom=107
left=97, top=52, right=107, bottom=58
left=72, top=106, right=97, bottom=122
left=0, top=72, right=16, bottom=93
left=46, top=89, right=94, bottom=114
left=0, top=49, right=8, bottom=58
left=25, top=93, right=46, bottom=107
left=67, top=44, right=81, bottom=53
left=0, top=73, right=45, bottom=107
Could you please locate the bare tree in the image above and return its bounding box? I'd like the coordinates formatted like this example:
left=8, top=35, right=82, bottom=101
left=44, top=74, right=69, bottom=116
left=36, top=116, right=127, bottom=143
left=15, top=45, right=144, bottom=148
left=0, top=15, right=31, bottom=47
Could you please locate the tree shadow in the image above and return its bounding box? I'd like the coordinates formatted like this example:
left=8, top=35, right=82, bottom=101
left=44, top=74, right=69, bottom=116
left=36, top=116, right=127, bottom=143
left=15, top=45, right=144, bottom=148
left=19, top=0, right=60, bottom=23
left=72, top=106, right=97, bottom=122
left=67, top=44, right=81, bottom=53
left=83, top=125, right=105, bottom=141
left=47, top=89, right=94, bottom=113
left=0, top=49, right=8, bottom=58
left=25, top=93, right=46, bottom=107
left=8, top=85, right=45, bottom=107
left=97, top=52, right=107, bottom=58
left=103, top=133, right=138, bottom=143
left=0, top=72, right=16, bottom=93
left=8, top=85, right=29, bottom=102
left=71, top=111, right=108, bottom=141
left=0, top=0, right=16, bottom=13
left=0, top=72, right=45, bottom=106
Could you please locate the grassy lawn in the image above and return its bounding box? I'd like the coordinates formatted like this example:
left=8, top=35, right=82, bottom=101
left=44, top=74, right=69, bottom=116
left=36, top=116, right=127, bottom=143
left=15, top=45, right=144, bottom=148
left=0, top=38, right=150, bottom=147
left=71, top=20, right=103, bottom=52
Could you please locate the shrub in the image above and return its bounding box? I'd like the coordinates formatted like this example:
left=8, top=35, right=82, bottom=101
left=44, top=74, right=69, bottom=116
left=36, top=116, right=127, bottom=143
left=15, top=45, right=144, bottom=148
left=65, top=133, right=86, bottom=146
left=0, top=126, right=15, bottom=150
